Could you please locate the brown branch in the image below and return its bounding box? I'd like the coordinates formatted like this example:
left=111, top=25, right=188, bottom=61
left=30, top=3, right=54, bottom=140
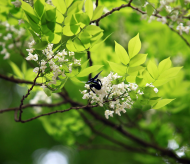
left=15, top=71, right=41, bottom=122
left=91, top=2, right=190, bottom=48
left=0, top=73, right=42, bottom=86
left=80, top=111, right=149, bottom=154
left=0, top=100, right=67, bottom=114
left=87, top=51, right=93, bottom=79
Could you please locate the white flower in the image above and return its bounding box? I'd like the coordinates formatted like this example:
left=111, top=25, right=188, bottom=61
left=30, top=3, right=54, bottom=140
left=33, top=67, right=39, bottom=73
left=8, top=44, right=14, bottom=49
left=176, top=23, right=184, bottom=35
left=157, top=17, right=167, bottom=24
left=183, top=26, right=190, bottom=34
left=3, top=52, right=10, bottom=59
left=105, top=110, right=114, bottom=119
left=154, top=88, right=159, bottom=93
left=165, top=6, right=172, bottom=13
left=41, top=84, right=46, bottom=89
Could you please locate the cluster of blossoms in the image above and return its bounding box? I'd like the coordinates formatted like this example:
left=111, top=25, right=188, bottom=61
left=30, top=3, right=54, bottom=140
left=25, top=40, right=81, bottom=85
left=0, top=21, right=26, bottom=59
left=30, top=91, right=52, bottom=113
left=81, top=72, right=159, bottom=119
left=142, top=0, right=190, bottom=35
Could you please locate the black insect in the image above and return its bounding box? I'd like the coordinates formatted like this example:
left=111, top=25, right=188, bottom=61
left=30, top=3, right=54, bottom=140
left=86, top=71, right=103, bottom=93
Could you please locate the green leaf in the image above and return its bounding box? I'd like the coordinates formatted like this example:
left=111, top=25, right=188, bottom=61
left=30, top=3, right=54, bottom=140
left=33, top=41, right=48, bottom=50
left=62, top=25, right=80, bottom=36
left=146, top=4, right=154, bottom=16
left=46, top=32, right=61, bottom=44
left=84, top=25, right=103, bottom=35
left=90, top=33, right=111, bottom=52
left=66, top=39, right=77, bottom=52
left=108, top=61, right=126, bottom=76
left=153, top=79, right=170, bottom=87
left=77, top=65, right=104, bottom=77
left=22, top=61, right=27, bottom=75
left=147, top=60, right=158, bottom=79
left=142, top=70, right=154, bottom=83
left=158, top=57, right=172, bottom=75
left=34, top=0, right=45, bottom=18
left=67, top=1, right=84, bottom=15
left=28, top=29, right=40, bottom=42
left=65, top=0, right=74, bottom=7
left=129, top=54, right=147, bottom=67
left=81, top=59, right=89, bottom=70
left=79, top=31, right=91, bottom=49
left=128, top=66, right=145, bottom=74
left=73, top=38, right=86, bottom=51
left=153, top=99, right=174, bottom=109
left=21, top=1, right=39, bottom=23
left=70, top=76, right=84, bottom=84
left=85, top=0, right=93, bottom=20
left=92, top=6, right=104, bottom=21
left=74, top=12, right=90, bottom=28
left=44, top=88, right=52, bottom=97
left=51, top=0, right=66, bottom=14
left=128, top=33, right=141, bottom=59
left=115, top=41, right=129, bottom=65
left=23, top=15, right=40, bottom=33
left=158, top=67, right=183, bottom=79
left=46, top=8, right=56, bottom=22
left=9, top=61, right=23, bottom=79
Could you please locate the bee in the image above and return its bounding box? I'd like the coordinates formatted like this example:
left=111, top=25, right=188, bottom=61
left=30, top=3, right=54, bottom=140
left=86, top=71, right=103, bottom=93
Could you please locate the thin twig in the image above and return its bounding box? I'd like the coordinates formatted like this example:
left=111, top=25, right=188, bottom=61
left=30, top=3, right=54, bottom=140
left=15, top=71, right=41, bottom=122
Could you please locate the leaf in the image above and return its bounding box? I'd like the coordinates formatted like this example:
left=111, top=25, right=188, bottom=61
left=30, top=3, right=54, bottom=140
left=158, top=67, right=183, bottom=79
left=128, top=66, right=145, bottom=74
left=44, top=88, right=52, bottom=97
left=142, top=70, right=154, bottom=83
left=146, top=4, right=154, bottom=16
left=128, top=33, right=141, bottom=59
left=46, top=8, right=56, bottom=22
left=75, top=13, right=90, bottom=27
left=108, top=61, right=126, bottom=76
left=77, top=65, right=104, bottom=77
left=129, top=54, right=147, bottom=67
left=84, top=25, right=103, bottom=35
left=85, top=0, right=93, bottom=20
left=115, top=41, right=129, bottom=65
left=153, top=99, right=174, bottom=109
left=158, top=57, right=172, bottom=75
left=70, top=76, right=84, bottom=84
left=22, top=61, right=27, bottom=75
left=67, top=1, right=84, bottom=15
left=79, top=31, right=91, bottom=49
left=62, top=25, right=80, bottom=36
left=66, top=39, right=77, bottom=52
left=90, top=33, right=111, bottom=52
left=65, top=0, right=74, bottom=7
left=21, top=1, right=39, bottom=23
left=73, top=38, right=86, bottom=51
left=51, top=0, right=66, bottom=14
left=34, top=0, right=45, bottom=18
left=147, top=60, right=158, bottom=79
left=153, top=79, right=170, bottom=87
left=92, top=6, right=104, bottom=21
left=33, top=41, right=48, bottom=50
left=9, top=61, right=23, bottom=79
left=81, top=59, right=89, bottom=70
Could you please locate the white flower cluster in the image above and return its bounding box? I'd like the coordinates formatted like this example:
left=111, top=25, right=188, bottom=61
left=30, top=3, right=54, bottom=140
left=0, top=21, right=26, bottom=59
left=145, top=83, right=159, bottom=93
left=176, top=23, right=190, bottom=35
left=30, top=91, right=52, bottom=113
left=26, top=40, right=81, bottom=85
left=81, top=72, right=145, bottom=119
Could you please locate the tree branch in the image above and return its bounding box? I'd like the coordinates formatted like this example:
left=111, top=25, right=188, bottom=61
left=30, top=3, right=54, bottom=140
left=0, top=73, right=42, bottom=86
left=0, top=100, right=67, bottom=114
